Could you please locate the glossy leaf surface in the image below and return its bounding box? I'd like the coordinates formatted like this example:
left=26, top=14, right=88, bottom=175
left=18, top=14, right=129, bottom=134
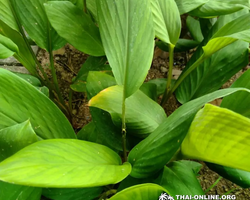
left=0, top=68, right=75, bottom=139
left=176, top=10, right=249, bottom=104
left=186, top=16, right=203, bottom=42
left=155, top=163, right=204, bottom=197
left=42, top=187, right=103, bottom=200
left=89, top=85, right=167, bottom=137
left=128, top=88, right=250, bottom=178
left=0, top=139, right=131, bottom=187
left=207, top=163, right=250, bottom=188
left=110, top=184, right=166, bottom=200
left=0, top=21, right=37, bottom=75
left=181, top=104, right=250, bottom=172
left=45, top=1, right=104, bottom=55
left=0, top=182, right=42, bottom=200
left=189, top=0, right=249, bottom=18
left=97, top=0, right=154, bottom=98
left=14, top=0, right=66, bottom=51
left=71, top=56, right=111, bottom=92
left=175, top=0, right=209, bottom=15
left=0, top=120, right=38, bottom=162
left=203, top=12, right=250, bottom=57
left=0, top=33, right=18, bottom=58
left=221, top=68, right=250, bottom=118
left=151, top=0, right=181, bottom=45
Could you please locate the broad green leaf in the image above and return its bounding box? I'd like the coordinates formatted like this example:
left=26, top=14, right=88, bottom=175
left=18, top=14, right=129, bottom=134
left=221, top=69, right=250, bottom=118
left=0, top=43, right=16, bottom=59
left=42, top=187, right=103, bottom=200
left=155, top=163, right=204, bottom=197
left=186, top=16, right=203, bottom=42
left=71, top=56, right=111, bottom=92
left=0, top=139, right=131, bottom=187
left=140, top=83, right=157, bottom=101
left=87, top=0, right=97, bottom=21
left=175, top=9, right=249, bottom=104
left=14, top=0, right=66, bottom=52
left=0, top=120, right=38, bottom=162
left=85, top=72, right=140, bottom=151
left=97, top=0, right=154, bottom=98
left=128, top=88, right=250, bottom=178
left=203, top=12, right=250, bottom=57
left=0, top=120, right=41, bottom=200
left=45, top=1, right=104, bottom=56
left=0, top=182, right=42, bottom=200
left=178, top=160, right=203, bottom=175
left=156, top=39, right=200, bottom=53
left=207, top=163, right=250, bottom=188
left=0, top=33, right=18, bottom=57
left=89, top=85, right=167, bottom=137
left=14, top=73, right=41, bottom=87
left=0, top=0, right=19, bottom=31
left=151, top=0, right=181, bottom=45
left=175, top=0, right=209, bottom=15
left=189, top=0, right=249, bottom=18
left=109, top=183, right=166, bottom=200
left=0, top=68, right=75, bottom=139
left=181, top=104, right=250, bottom=172
left=0, top=21, right=37, bottom=76
left=199, top=18, right=217, bottom=38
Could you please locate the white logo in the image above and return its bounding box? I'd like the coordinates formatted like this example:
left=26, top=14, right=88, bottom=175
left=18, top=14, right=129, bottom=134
left=159, top=193, right=175, bottom=200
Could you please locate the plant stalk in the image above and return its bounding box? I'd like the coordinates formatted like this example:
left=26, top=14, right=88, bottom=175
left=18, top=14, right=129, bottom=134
left=98, top=189, right=117, bottom=200
left=162, top=54, right=206, bottom=105
left=122, top=94, right=127, bottom=162
left=8, top=0, right=52, bottom=89
left=161, top=44, right=175, bottom=105
left=83, top=0, right=88, bottom=13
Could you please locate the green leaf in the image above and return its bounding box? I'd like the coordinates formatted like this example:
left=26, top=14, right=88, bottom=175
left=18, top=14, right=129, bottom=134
left=0, top=68, right=76, bottom=139
left=189, top=0, right=249, bottom=18
left=207, top=163, right=250, bottom=188
left=221, top=69, right=250, bottom=118
left=87, top=0, right=97, bottom=20
left=175, top=9, right=249, bottom=104
left=140, top=83, right=157, bottom=101
left=203, top=12, right=250, bottom=57
left=0, top=182, right=42, bottom=200
left=42, top=187, right=103, bottom=200
left=45, top=1, right=104, bottom=56
left=109, top=183, right=166, bottom=200
left=0, top=0, right=19, bottom=31
left=97, top=0, right=154, bottom=98
left=128, top=88, right=250, bottom=178
left=0, top=139, right=131, bottom=187
left=0, top=120, right=38, bottom=162
left=14, top=0, right=66, bottom=52
left=175, top=0, right=209, bottom=15
left=150, top=0, right=181, bottom=45
left=85, top=72, right=140, bottom=151
left=178, top=160, right=203, bottom=175
left=89, top=85, right=167, bottom=137
left=0, top=21, right=37, bottom=76
left=186, top=16, right=203, bottom=42
left=181, top=104, right=250, bottom=172
left=0, top=33, right=18, bottom=58
left=71, top=56, right=111, bottom=92
left=155, top=163, right=204, bottom=197
left=156, top=39, right=200, bottom=53
left=14, top=73, right=41, bottom=87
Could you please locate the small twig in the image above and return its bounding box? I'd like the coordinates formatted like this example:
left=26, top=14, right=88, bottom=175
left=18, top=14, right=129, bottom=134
left=205, top=176, right=222, bottom=194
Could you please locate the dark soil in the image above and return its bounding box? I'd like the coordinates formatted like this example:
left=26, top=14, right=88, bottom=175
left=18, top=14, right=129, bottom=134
left=37, top=44, right=250, bottom=199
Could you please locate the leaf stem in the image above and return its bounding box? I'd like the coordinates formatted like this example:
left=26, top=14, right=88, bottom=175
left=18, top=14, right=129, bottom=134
left=8, top=0, right=52, bottom=88
left=205, top=176, right=222, bottom=194
left=98, top=189, right=117, bottom=200
left=122, top=93, right=127, bottom=162
left=83, top=0, right=88, bottom=13
left=162, top=54, right=206, bottom=104
left=161, top=43, right=175, bottom=105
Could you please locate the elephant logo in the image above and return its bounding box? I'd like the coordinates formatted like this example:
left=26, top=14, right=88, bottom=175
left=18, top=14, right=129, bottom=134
left=159, top=193, right=175, bottom=200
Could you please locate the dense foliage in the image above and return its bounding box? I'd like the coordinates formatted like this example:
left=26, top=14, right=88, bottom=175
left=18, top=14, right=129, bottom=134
left=1, top=0, right=250, bottom=199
